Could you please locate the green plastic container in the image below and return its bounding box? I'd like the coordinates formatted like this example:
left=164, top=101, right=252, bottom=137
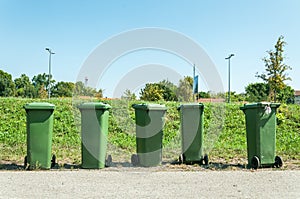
left=24, top=102, right=55, bottom=169
left=240, top=102, right=282, bottom=169
left=178, top=103, right=208, bottom=165
left=131, top=104, right=167, bottom=167
left=78, top=102, right=111, bottom=169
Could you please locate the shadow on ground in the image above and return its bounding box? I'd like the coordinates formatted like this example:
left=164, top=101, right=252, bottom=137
left=0, top=161, right=248, bottom=171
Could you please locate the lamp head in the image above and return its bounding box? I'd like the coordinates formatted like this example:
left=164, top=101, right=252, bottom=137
left=225, top=54, right=235, bottom=59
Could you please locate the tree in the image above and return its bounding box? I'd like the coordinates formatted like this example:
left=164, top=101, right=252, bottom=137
left=95, top=88, right=104, bottom=99
left=158, top=80, right=178, bottom=101
left=245, top=83, right=269, bottom=102
left=73, top=81, right=97, bottom=97
left=177, top=76, right=193, bottom=102
left=51, top=81, right=75, bottom=97
left=14, top=74, right=35, bottom=98
left=197, top=91, right=211, bottom=99
left=38, top=83, right=48, bottom=98
left=121, top=89, right=136, bottom=100
left=32, top=73, right=55, bottom=97
left=0, top=70, right=15, bottom=97
left=74, top=81, right=85, bottom=96
left=256, top=36, right=292, bottom=102
left=277, top=85, right=294, bottom=104
left=140, top=83, right=164, bottom=101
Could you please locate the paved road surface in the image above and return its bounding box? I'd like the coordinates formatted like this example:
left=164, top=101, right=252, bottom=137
left=1, top=170, right=299, bottom=198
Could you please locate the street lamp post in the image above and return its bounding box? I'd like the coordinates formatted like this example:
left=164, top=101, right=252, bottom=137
left=45, top=48, right=55, bottom=99
left=225, top=54, right=234, bottom=103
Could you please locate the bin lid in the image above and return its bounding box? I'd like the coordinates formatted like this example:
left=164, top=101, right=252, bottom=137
left=177, top=103, right=204, bottom=110
left=24, top=102, right=55, bottom=110
left=240, top=102, right=280, bottom=110
left=77, top=102, right=111, bottom=110
left=132, top=103, right=167, bottom=111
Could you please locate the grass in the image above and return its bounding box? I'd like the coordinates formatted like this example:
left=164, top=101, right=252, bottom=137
left=0, top=97, right=299, bottom=167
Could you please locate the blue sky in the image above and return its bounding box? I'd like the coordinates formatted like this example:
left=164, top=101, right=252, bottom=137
left=0, top=0, right=299, bottom=97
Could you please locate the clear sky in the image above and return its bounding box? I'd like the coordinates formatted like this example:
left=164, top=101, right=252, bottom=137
left=1, top=0, right=299, bottom=97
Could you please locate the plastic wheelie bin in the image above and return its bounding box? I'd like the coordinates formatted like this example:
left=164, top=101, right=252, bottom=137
left=240, top=102, right=282, bottom=169
left=78, top=102, right=112, bottom=169
left=178, top=103, right=208, bottom=165
left=23, top=102, right=55, bottom=169
left=131, top=104, right=167, bottom=167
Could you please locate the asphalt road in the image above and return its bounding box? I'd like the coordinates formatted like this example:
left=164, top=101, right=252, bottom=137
left=1, top=170, right=299, bottom=198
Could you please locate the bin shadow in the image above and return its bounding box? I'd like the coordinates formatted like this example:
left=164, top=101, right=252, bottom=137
left=0, top=163, right=24, bottom=170
left=169, top=160, right=247, bottom=170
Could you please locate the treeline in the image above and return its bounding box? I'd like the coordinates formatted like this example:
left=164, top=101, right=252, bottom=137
left=0, top=70, right=103, bottom=98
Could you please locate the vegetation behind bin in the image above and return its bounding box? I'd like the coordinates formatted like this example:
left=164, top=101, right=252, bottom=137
left=0, top=97, right=299, bottom=165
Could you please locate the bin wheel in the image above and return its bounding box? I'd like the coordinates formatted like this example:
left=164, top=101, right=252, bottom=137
left=251, top=156, right=260, bottom=169
left=24, top=156, right=28, bottom=169
left=203, top=154, right=209, bottom=165
left=274, top=156, right=283, bottom=168
left=178, top=154, right=185, bottom=164
left=51, top=155, right=56, bottom=168
left=131, top=154, right=139, bottom=166
left=105, top=155, right=112, bottom=167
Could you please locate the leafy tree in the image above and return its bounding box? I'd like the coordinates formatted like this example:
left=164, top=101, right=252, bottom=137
left=256, top=36, right=292, bottom=102
left=121, top=89, right=136, bottom=100
left=0, top=70, right=15, bottom=97
left=51, top=81, right=75, bottom=97
left=277, top=85, right=295, bottom=104
left=14, top=74, right=35, bottom=98
left=73, top=81, right=97, bottom=97
left=95, top=88, right=104, bottom=99
left=197, top=91, right=211, bottom=99
left=74, top=81, right=85, bottom=96
left=177, top=76, right=193, bottom=102
left=140, top=83, right=164, bottom=101
left=32, top=73, right=55, bottom=97
left=245, top=83, right=269, bottom=102
left=158, top=80, right=178, bottom=101
left=38, top=83, right=48, bottom=98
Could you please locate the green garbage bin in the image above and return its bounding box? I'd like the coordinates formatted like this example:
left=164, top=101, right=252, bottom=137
left=24, top=102, right=55, bottom=169
left=78, top=102, right=111, bottom=169
left=178, top=103, right=208, bottom=165
left=131, top=104, right=167, bottom=167
left=240, top=102, right=283, bottom=169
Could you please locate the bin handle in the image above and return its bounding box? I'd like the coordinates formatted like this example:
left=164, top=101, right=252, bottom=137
left=264, top=104, right=272, bottom=115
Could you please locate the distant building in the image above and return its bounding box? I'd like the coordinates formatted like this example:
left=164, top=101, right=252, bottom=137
left=295, top=90, right=300, bottom=104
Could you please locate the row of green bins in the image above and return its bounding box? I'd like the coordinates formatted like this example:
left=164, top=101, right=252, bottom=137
left=23, top=101, right=283, bottom=169
left=240, top=102, right=283, bottom=169
left=23, top=102, right=112, bottom=169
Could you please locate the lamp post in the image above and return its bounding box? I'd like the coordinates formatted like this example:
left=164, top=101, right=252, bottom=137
left=225, top=54, right=234, bottom=103
left=45, top=48, right=55, bottom=99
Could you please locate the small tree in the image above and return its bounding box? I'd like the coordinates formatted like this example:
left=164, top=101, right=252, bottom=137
left=0, top=70, right=15, bottom=97
left=140, top=83, right=164, bottom=101
left=245, top=83, right=269, bottom=102
left=177, top=76, right=193, bottom=102
left=121, top=89, right=136, bottom=101
left=257, top=36, right=292, bottom=102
